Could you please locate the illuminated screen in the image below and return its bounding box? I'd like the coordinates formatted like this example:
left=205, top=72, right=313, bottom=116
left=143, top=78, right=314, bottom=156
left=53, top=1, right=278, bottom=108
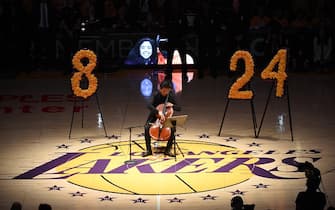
left=124, top=35, right=195, bottom=66
left=127, top=35, right=196, bottom=96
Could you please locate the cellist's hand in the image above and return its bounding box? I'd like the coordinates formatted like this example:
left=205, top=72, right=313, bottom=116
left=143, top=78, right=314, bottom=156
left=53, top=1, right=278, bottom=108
left=159, top=113, right=165, bottom=122
left=156, top=111, right=165, bottom=122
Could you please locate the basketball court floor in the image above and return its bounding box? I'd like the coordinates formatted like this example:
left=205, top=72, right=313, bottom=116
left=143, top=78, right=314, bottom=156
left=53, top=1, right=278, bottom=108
left=0, top=68, right=334, bottom=210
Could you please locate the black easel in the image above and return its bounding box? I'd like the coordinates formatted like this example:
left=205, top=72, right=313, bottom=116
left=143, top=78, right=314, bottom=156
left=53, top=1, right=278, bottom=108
left=164, top=115, right=187, bottom=161
left=172, top=122, right=185, bottom=161
left=256, top=81, right=294, bottom=141
left=218, top=83, right=257, bottom=137
left=68, top=93, right=108, bottom=139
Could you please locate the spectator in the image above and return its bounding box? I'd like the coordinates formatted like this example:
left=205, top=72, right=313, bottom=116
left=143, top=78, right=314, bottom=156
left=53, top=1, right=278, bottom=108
left=39, top=203, right=52, bottom=210
left=296, top=177, right=326, bottom=210
left=10, top=202, right=22, bottom=210
left=57, top=0, right=80, bottom=71
left=164, top=0, right=187, bottom=81
left=150, top=0, right=167, bottom=27
left=32, top=0, right=57, bottom=70
left=289, top=10, right=312, bottom=71
left=197, top=0, right=215, bottom=77
left=249, top=7, right=271, bottom=30
left=78, top=0, right=95, bottom=21
left=313, top=24, right=333, bottom=72
left=231, top=196, right=255, bottom=210
left=231, top=196, right=244, bottom=210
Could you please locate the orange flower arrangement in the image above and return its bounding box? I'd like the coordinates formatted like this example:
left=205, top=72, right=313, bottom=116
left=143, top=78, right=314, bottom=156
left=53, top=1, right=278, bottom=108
left=261, top=49, right=287, bottom=97
left=72, top=49, right=97, bottom=73
left=71, top=49, right=98, bottom=99
left=229, top=50, right=255, bottom=99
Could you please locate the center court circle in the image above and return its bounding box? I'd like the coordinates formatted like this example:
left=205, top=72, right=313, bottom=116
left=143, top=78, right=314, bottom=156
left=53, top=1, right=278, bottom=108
left=56, top=140, right=255, bottom=195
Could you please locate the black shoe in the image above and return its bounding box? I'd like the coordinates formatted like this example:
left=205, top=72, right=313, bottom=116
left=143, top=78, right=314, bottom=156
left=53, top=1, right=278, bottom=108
left=164, top=151, right=176, bottom=157
left=142, top=151, right=152, bottom=157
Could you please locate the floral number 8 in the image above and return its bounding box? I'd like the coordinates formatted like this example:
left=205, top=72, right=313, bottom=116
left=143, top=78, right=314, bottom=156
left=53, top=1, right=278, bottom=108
left=71, top=49, right=98, bottom=99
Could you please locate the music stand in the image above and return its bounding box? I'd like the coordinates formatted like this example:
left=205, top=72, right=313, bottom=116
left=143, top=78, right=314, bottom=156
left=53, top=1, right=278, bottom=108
left=163, top=115, right=188, bottom=161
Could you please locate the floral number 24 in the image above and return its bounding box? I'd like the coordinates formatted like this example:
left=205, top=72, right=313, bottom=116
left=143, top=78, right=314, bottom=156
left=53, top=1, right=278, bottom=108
left=228, top=49, right=287, bottom=99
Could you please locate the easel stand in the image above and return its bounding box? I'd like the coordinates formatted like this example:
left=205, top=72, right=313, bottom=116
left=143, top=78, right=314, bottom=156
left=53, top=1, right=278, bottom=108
left=218, top=97, right=257, bottom=137
left=164, top=115, right=188, bottom=161
left=256, top=81, right=294, bottom=141
left=68, top=93, right=108, bottom=139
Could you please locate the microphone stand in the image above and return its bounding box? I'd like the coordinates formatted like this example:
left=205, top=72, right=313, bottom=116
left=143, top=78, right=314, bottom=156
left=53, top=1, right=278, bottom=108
left=124, top=125, right=142, bottom=165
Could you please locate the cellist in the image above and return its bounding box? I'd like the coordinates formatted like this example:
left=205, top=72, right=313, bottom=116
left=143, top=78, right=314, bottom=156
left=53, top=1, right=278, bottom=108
left=143, top=79, right=181, bottom=157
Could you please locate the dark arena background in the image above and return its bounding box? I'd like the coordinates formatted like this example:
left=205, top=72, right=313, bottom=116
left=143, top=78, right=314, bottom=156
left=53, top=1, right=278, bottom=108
left=1, top=1, right=335, bottom=210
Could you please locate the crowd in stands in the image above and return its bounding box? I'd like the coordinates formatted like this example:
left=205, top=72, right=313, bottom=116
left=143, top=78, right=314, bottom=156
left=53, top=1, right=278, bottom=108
left=10, top=202, right=52, bottom=210
left=0, top=0, right=334, bottom=75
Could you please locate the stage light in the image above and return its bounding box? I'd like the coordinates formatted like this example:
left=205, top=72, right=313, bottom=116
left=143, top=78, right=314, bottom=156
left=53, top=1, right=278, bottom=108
left=80, top=22, right=86, bottom=32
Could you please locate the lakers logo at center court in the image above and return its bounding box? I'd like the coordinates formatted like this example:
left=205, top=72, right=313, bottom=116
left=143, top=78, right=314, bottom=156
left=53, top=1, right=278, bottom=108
left=15, top=140, right=307, bottom=195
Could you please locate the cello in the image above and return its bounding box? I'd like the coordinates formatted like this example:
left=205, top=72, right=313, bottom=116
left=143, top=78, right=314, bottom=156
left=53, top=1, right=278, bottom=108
left=149, top=91, right=174, bottom=141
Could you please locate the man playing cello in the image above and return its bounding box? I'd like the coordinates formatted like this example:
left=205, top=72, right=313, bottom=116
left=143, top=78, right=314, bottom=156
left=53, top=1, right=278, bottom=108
left=143, top=79, right=181, bottom=157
